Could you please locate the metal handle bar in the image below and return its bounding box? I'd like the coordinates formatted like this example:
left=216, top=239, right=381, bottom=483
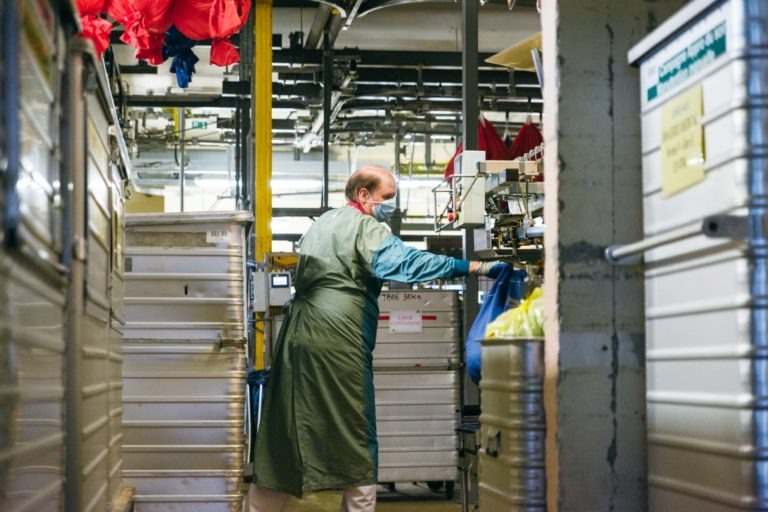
left=605, top=214, right=749, bottom=265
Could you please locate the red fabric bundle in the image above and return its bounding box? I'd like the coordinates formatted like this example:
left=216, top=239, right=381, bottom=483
left=509, top=122, right=543, bottom=159
left=77, top=0, right=112, bottom=57
left=108, top=0, right=173, bottom=64
left=444, top=117, right=513, bottom=178
left=170, top=0, right=251, bottom=66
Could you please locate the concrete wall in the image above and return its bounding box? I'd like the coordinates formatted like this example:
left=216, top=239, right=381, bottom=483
left=541, top=1, right=686, bottom=510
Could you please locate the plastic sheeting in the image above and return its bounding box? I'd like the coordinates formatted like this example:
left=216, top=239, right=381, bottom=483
left=466, top=266, right=527, bottom=384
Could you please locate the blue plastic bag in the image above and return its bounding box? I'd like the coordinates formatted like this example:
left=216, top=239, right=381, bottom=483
left=466, top=266, right=527, bottom=384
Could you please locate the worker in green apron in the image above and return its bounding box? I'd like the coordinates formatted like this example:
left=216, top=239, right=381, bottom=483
left=250, top=166, right=503, bottom=512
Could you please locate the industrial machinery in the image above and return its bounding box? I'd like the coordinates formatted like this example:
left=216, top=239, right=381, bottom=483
left=433, top=145, right=546, bottom=512
left=433, top=146, right=545, bottom=265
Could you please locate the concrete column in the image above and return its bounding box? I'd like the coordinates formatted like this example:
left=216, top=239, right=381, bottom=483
left=541, top=1, right=685, bottom=510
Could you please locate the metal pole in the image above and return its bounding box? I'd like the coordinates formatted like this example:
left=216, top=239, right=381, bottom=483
left=322, top=24, right=332, bottom=209
left=462, top=0, right=479, bottom=151
left=1, top=0, right=20, bottom=248
left=63, top=46, right=87, bottom=512
left=425, top=134, right=432, bottom=171
left=253, top=0, right=273, bottom=370
left=178, top=108, right=186, bottom=212
left=461, top=0, right=480, bottom=407
left=235, top=102, right=241, bottom=209
left=394, top=130, right=401, bottom=211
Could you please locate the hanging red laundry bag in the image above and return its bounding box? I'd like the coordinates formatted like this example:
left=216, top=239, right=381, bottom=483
left=108, top=0, right=173, bottom=64
left=444, top=117, right=512, bottom=178
left=170, top=0, right=251, bottom=66
left=77, top=0, right=112, bottom=57
left=509, top=121, right=543, bottom=159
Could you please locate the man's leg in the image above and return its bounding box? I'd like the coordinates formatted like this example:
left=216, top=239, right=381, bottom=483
left=248, top=484, right=291, bottom=512
left=339, top=484, right=377, bottom=512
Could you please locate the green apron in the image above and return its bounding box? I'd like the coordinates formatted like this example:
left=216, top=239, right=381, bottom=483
left=253, top=205, right=465, bottom=496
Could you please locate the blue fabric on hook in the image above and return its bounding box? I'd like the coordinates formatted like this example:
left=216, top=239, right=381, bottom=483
left=163, top=26, right=199, bottom=88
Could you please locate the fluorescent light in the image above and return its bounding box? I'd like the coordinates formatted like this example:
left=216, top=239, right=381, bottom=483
left=270, top=179, right=322, bottom=192
left=193, top=178, right=232, bottom=188
left=397, top=179, right=443, bottom=190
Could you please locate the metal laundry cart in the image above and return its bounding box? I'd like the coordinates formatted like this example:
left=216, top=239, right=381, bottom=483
left=122, top=212, right=251, bottom=512
left=375, top=290, right=461, bottom=499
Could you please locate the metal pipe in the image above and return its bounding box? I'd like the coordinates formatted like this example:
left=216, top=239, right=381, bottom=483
left=461, top=0, right=479, bottom=151
left=304, top=5, right=331, bottom=49
left=394, top=131, right=401, bottom=211
left=235, top=102, right=241, bottom=209
left=322, top=24, right=332, bottom=209
left=425, top=133, right=432, bottom=170
left=343, top=0, right=365, bottom=29
left=179, top=108, right=186, bottom=212
left=605, top=222, right=703, bottom=265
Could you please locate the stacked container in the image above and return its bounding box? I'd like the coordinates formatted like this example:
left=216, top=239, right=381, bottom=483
left=0, top=2, right=130, bottom=510
left=0, top=1, right=68, bottom=510
left=374, top=290, right=461, bottom=493
left=478, top=338, right=545, bottom=511
left=628, top=0, right=768, bottom=509
left=123, top=212, right=251, bottom=511
left=67, top=39, right=131, bottom=512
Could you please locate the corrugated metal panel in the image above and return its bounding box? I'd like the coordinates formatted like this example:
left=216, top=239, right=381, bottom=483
left=376, top=291, right=460, bottom=367
left=15, top=0, right=63, bottom=262
left=0, top=2, right=66, bottom=510
left=633, top=1, right=768, bottom=509
left=0, top=257, right=67, bottom=512
left=123, top=213, right=250, bottom=510
left=375, top=368, right=460, bottom=483
left=479, top=338, right=545, bottom=512
left=374, top=291, right=461, bottom=484
left=124, top=214, right=248, bottom=342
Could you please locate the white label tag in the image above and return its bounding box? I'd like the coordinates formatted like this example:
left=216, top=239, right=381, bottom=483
left=389, top=310, right=422, bottom=334
left=206, top=229, right=232, bottom=244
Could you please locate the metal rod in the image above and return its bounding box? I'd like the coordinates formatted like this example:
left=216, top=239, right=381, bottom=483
left=461, top=0, right=480, bottom=410
left=179, top=108, right=186, bottom=212
left=235, top=103, right=242, bottom=209
left=605, top=222, right=703, bottom=265
left=462, top=0, right=479, bottom=151
left=322, top=23, right=332, bottom=209
left=394, top=130, right=401, bottom=211
left=343, top=0, right=365, bottom=29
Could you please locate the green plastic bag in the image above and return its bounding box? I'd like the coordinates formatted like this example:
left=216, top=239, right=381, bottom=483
left=485, top=287, right=544, bottom=338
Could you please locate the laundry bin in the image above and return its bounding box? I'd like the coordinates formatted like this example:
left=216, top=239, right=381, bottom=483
left=479, top=337, right=545, bottom=511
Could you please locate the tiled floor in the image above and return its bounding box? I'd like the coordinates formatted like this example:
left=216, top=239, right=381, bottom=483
left=284, top=483, right=462, bottom=511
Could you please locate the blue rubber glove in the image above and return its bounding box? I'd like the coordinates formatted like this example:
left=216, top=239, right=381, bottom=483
left=476, top=261, right=510, bottom=279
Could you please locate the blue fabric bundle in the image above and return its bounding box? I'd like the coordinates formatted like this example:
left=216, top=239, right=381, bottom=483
left=163, top=26, right=199, bottom=88
left=466, top=266, right=527, bottom=384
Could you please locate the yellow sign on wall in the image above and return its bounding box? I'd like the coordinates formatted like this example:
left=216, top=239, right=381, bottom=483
left=660, top=84, right=706, bottom=197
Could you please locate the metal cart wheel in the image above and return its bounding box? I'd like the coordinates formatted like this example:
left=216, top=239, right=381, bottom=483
left=427, top=481, right=444, bottom=492
left=445, top=480, right=455, bottom=500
